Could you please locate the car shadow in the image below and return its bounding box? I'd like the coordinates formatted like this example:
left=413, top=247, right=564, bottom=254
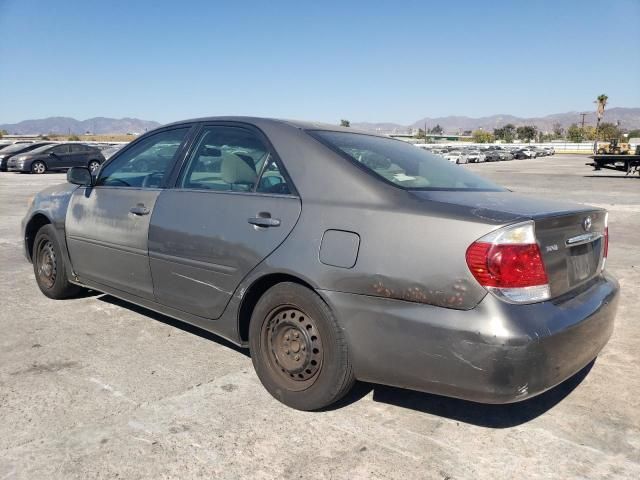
left=96, top=294, right=250, bottom=357
left=583, top=174, right=639, bottom=179
left=94, top=294, right=593, bottom=426
left=74, top=288, right=103, bottom=299
left=365, top=360, right=594, bottom=428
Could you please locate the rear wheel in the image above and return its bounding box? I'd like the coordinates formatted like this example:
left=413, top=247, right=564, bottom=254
left=31, top=161, right=46, bottom=174
left=33, top=225, right=82, bottom=299
left=249, top=282, right=355, bottom=410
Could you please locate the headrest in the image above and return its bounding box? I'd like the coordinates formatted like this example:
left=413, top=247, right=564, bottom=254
left=201, top=146, right=221, bottom=157
left=220, top=152, right=257, bottom=185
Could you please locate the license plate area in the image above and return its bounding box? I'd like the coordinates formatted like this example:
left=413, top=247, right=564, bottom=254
left=567, top=242, right=599, bottom=284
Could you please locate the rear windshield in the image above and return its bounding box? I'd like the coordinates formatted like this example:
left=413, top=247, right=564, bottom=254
left=308, top=131, right=505, bottom=191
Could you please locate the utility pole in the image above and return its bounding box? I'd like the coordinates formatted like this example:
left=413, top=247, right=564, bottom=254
left=579, top=113, right=587, bottom=129
left=424, top=121, right=427, bottom=144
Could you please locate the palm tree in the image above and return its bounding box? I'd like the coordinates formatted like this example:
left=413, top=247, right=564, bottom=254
left=594, top=94, right=608, bottom=139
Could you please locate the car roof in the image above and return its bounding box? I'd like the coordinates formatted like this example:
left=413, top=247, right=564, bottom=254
left=159, top=116, right=379, bottom=136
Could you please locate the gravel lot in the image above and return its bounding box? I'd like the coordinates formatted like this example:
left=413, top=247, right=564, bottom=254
left=1, top=154, right=639, bottom=479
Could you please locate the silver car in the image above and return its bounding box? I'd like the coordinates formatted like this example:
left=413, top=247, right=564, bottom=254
left=22, top=117, right=619, bottom=410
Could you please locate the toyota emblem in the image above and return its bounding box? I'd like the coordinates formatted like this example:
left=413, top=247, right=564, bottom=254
left=582, top=216, right=592, bottom=232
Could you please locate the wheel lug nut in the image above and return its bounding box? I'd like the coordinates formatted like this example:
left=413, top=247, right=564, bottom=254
left=285, top=350, right=289, bottom=354
left=301, top=345, right=306, bottom=351
left=294, top=332, right=299, bottom=339
left=294, top=355, right=300, bottom=361
left=285, top=335, right=289, bottom=341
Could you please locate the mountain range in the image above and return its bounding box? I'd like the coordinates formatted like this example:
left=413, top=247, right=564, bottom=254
left=0, top=117, right=162, bottom=135
left=351, top=107, right=640, bottom=134
left=2, top=108, right=639, bottom=136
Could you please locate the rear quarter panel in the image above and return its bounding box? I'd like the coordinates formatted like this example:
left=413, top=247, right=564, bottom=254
left=254, top=196, right=502, bottom=310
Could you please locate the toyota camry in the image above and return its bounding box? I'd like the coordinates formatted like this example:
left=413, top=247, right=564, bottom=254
left=22, top=117, right=619, bottom=410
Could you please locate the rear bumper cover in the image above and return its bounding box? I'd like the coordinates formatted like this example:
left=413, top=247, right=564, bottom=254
left=320, top=272, right=619, bottom=403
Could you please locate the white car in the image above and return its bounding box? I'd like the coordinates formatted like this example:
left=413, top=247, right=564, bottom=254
left=444, top=151, right=466, bottom=164
left=466, top=150, right=486, bottom=163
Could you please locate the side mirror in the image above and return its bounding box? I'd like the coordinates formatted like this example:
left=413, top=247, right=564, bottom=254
left=67, top=167, right=93, bottom=186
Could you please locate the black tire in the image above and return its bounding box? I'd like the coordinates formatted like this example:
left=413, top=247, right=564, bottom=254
left=31, top=161, right=47, bottom=174
left=249, top=282, right=355, bottom=410
left=88, top=160, right=101, bottom=173
left=33, top=224, right=82, bottom=299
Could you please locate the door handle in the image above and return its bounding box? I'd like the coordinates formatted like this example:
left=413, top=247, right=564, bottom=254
left=130, top=205, right=150, bottom=216
left=248, top=215, right=281, bottom=228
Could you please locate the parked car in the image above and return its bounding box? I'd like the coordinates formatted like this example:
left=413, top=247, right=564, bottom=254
left=498, top=150, right=514, bottom=161
left=530, top=146, right=546, bottom=157
left=466, top=150, right=486, bottom=163
left=22, top=117, right=619, bottom=411
left=484, top=150, right=502, bottom=162
left=101, top=144, right=126, bottom=160
left=543, top=146, right=555, bottom=156
left=514, top=148, right=536, bottom=159
left=0, top=141, right=54, bottom=171
left=7, top=143, right=105, bottom=174
left=444, top=150, right=467, bottom=164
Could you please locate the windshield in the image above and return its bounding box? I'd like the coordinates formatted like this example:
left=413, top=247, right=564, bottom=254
left=0, top=143, right=41, bottom=153
left=27, top=144, right=56, bottom=154
left=309, top=131, right=504, bottom=191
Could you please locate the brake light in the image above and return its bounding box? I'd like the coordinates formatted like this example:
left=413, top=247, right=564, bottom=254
left=466, top=221, right=550, bottom=304
left=601, top=212, right=609, bottom=271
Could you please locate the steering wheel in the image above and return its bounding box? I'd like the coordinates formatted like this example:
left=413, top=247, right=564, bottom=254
left=102, top=178, right=131, bottom=187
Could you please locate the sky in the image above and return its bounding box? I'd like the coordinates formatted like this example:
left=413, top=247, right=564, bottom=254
left=0, top=0, right=639, bottom=125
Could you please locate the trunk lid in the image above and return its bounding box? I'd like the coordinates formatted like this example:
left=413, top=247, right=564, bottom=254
left=412, top=191, right=607, bottom=298
left=534, top=211, right=606, bottom=298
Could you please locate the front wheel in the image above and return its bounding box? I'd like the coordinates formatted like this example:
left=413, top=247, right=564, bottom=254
left=33, top=225, right=82, bottom=299
left=249, top=282, right=355, bottom=410
left=31, top=161, right=46, bottom=174
left=88, top=160, right=101, bottom=173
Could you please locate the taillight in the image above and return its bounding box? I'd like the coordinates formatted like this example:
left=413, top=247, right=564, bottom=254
left=466, top=221, right=550, bottom=304
left=602, top=212, right=609, bottom=270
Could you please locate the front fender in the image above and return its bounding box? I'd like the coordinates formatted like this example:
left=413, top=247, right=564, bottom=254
left=22, top=183, right=78, bottom=273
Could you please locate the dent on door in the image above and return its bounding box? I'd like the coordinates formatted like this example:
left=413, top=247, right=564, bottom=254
left=65, top=187, right=160, bottom=299
left=148, top=190, right=302, bottom=319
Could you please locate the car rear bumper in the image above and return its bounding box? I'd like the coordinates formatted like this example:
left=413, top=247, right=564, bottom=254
left=320, top=272, right=619, bottom=403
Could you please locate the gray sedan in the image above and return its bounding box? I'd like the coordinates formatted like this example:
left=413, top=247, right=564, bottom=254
left=22, top=117, right=619, bottom=410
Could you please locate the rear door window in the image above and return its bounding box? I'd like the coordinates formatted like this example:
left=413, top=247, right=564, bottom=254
left=51, top=145, right=71, bottom=154
left=180, top=126, right=291, bottom=194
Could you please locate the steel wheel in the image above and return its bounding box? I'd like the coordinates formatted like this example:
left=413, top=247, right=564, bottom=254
left=261, top=306, right=324, bottom=391
left=249, top=282, right=354, bottom=410
left=31, top=161, right=46, bottom=174
left=37, top=239, right=57, bottom=289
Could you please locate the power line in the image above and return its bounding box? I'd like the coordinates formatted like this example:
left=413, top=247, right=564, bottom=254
left=579, top=113, right=588, bottom=129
